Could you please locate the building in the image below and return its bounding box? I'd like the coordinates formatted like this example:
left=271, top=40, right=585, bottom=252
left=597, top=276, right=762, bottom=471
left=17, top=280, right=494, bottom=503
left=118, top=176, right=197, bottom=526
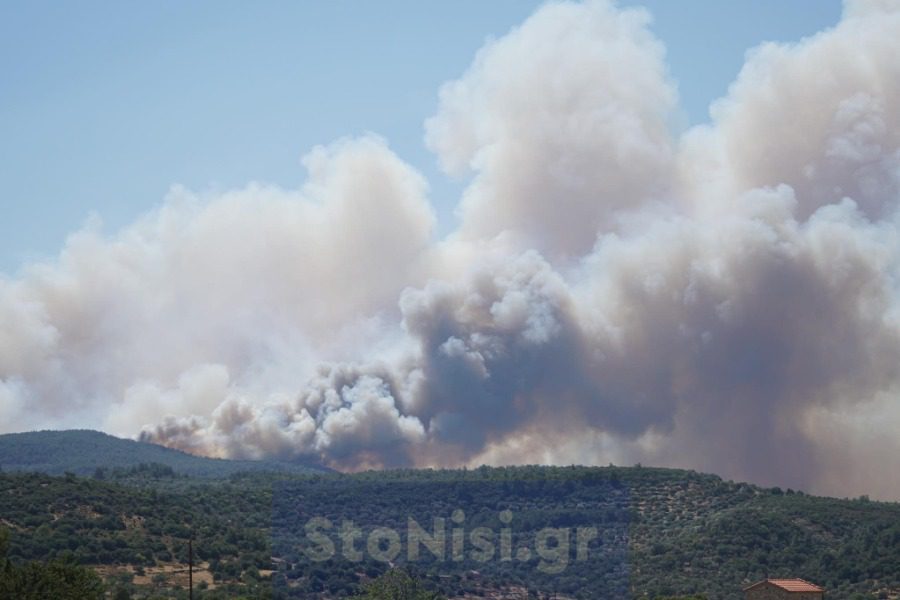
left=743, top=579, right=824, bottom=599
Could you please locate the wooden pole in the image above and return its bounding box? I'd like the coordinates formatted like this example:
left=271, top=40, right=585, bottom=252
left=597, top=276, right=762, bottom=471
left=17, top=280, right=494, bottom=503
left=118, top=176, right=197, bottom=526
left=188, top=536, right=193, bottom=600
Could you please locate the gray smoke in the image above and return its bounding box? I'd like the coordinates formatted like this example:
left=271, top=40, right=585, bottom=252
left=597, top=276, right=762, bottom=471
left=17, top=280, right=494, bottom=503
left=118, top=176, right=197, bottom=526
left=4, top=0, right=900, bottom=498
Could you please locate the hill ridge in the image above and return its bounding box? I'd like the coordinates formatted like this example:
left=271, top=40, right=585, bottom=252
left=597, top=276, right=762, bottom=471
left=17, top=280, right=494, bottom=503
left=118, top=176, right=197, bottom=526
left=0, top=428, right=330, bottom=478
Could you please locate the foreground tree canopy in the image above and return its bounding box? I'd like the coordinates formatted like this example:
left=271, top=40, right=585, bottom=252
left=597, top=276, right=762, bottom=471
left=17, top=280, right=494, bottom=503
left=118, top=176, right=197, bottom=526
left=351, top=569, right=446, bottom=600
left=1, top=527, right=105, bottom=600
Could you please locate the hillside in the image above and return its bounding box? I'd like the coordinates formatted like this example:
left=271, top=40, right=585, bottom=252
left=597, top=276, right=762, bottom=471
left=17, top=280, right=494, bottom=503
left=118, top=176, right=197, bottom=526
left=0, top=429, right=329, bottom=478
left=273, top=467, right=900, bottom=599
left=1, top=465, right=899, bottom=599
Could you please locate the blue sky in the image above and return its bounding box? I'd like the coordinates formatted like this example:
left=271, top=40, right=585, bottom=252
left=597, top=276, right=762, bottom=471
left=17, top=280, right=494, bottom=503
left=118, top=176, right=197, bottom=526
left=0, top=0, right=841, bottom=274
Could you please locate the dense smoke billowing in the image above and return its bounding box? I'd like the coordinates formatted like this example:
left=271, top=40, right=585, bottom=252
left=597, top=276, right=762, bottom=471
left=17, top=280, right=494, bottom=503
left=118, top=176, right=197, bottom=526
left=3, top=0, right=900, bottom=498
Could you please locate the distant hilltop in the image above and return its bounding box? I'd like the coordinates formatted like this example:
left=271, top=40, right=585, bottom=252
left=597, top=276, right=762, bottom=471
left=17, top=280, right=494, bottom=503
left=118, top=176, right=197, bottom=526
left=0, top=429, right=331, bottom=478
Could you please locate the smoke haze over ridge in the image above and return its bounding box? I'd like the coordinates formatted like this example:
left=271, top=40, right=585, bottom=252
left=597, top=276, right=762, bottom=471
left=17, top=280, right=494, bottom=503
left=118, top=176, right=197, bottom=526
left=3, top=0, right=900, bottom=498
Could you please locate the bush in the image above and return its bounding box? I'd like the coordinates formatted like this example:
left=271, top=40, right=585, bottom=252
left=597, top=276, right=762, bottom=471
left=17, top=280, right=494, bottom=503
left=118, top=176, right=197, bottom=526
left=351, top=569, right=446, bottom=600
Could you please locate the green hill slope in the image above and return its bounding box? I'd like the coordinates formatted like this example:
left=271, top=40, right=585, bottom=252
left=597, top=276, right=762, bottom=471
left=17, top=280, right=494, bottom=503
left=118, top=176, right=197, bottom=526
left=0, top=429, right=329, bottom=477
left=1, top=461, right=898, bottom=599
left=272, top=467, right=900, bottom=599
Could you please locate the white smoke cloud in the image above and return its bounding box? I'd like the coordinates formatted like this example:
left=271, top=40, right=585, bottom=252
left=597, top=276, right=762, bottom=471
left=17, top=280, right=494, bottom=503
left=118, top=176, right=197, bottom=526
left=1, top=134, right=433, bottom=433
left=425, top=0, right=677, bottom=258
left=681, top=0, right=900, bottom=220
left=4, top=0, right=900, bottom=498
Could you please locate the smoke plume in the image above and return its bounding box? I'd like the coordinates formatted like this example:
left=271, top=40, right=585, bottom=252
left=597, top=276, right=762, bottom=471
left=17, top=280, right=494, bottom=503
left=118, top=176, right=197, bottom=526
left=3, top=0, right=900, bottom=498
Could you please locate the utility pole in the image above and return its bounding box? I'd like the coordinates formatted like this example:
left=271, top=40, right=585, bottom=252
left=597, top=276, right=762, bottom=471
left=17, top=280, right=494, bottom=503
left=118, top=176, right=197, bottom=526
left=188, top=535, right=193, bottom=600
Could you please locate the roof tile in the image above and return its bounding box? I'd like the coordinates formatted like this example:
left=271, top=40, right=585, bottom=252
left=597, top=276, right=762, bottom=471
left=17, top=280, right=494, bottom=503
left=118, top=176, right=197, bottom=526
left=744, top=579, right=824, bottom=593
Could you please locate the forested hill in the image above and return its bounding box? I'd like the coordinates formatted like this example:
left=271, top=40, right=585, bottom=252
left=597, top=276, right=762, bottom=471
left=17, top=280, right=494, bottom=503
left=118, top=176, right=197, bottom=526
left=0, top=429, right=329, bottom=477
left=2, top=464, right=900, bottom=599
left=272, top=467, right=900, bottom=599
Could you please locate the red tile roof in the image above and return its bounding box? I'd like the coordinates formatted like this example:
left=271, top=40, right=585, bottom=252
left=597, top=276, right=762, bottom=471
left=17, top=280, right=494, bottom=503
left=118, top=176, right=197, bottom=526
left=744, top=579, right=824, bottom=593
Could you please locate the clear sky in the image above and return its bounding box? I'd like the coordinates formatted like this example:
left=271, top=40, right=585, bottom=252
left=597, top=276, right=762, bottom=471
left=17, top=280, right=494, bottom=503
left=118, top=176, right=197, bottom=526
left=0, top=0, right=842, bottom=275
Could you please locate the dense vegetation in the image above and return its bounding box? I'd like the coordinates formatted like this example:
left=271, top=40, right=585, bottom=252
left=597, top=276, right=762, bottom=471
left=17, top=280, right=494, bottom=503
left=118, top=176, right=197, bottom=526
left=0, top=470, right=275, bottom=598
left=272, top=467, right=900, bottom=599
left=1, top=453, right=899, bottom=598
left=272, top=469, right=630, bottom=598
left=349, top=569, right=446, bottom=600
left=0, top=430, right=328, bottom=478
left=0, top=527, right=105, bottom=599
